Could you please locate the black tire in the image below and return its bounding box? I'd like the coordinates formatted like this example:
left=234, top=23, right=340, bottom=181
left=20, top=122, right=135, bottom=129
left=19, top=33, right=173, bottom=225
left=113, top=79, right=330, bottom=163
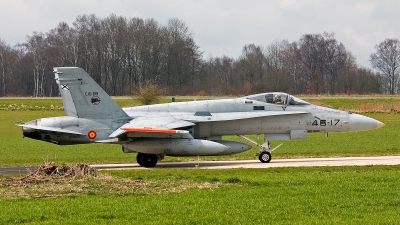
left=259, top=151, right=272, bottom=163
left=142, top=154, right=158, bottom=168
left=136, top=153, right=145, bottom=166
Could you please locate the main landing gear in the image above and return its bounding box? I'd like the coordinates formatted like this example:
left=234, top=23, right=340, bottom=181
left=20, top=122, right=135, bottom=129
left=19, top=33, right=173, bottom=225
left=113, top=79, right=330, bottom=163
left=238, top=135, right=282, bottom=163
left=136, top=153, right=163, bottom=168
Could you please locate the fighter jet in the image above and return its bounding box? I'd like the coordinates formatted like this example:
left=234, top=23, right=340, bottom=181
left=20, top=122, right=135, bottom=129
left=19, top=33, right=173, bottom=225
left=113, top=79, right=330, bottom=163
left=20, top=67, right=385, bottom=167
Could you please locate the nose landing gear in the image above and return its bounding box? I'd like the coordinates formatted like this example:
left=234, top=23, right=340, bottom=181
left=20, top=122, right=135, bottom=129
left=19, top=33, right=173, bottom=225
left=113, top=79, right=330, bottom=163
left=238, top=135, right=283, bottom=163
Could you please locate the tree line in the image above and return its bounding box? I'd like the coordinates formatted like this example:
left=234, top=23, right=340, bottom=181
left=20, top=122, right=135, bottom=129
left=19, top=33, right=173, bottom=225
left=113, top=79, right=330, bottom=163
left=0, top=14, right=399, bottom=97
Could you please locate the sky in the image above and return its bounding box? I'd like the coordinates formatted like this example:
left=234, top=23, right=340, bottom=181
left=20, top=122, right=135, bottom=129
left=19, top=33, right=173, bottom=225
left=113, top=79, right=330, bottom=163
left=0, top=0, right=399, bottom=68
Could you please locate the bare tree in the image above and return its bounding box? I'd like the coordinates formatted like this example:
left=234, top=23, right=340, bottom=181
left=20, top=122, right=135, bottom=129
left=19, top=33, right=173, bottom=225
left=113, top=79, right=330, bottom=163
left=48, top=22, right=79, bottom=67
left=73, top=14, right=104, bottom=86
left=264, top=40, right=297, bottom=93
left=323, top=33, right=343, bottom=94
left=354, top=67, right=381, bottom=94
left=337, top=52, right=357, bottom=94
left=0, top=14, right=393, bottom=96
left=102, top=14, right=128, bottom=95
left=200, top=55, right=236, bottom=95
left=24, top=32, right=50, bottom=97
left=163, top=18, right=202, bottom=94
left=0, top=39, right=14, bottom=96
left=298, top=33, right=326, bottom=94
left=235, top=44, right=267, bottom=93
left=370, top=38, right=400, bottom=94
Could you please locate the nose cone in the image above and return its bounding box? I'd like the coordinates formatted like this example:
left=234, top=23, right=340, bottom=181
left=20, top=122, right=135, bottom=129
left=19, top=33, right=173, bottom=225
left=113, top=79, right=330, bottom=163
left=348, top=114, right=385, bottom=132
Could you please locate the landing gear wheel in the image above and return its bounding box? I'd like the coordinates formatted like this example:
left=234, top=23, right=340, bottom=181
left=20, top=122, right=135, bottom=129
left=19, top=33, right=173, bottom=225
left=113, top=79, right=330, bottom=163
left=259, top=151, right=272, bottom=163
left=136, top=153, right=145, bottom=166
left=143, top=154, right=157, bottom=167
left=136, top=153, right=158, bottom=167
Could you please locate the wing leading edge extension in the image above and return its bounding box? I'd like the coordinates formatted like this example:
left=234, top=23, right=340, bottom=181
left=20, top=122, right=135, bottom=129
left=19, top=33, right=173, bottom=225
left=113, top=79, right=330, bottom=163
left=185, top=111, right=311, bottom=122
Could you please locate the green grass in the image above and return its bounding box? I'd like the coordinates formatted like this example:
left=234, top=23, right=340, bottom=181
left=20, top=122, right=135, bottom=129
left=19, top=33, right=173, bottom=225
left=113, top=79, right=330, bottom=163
left=1, top=97, right=400, bottom=224
left=1, top=166, right=400, bottom=224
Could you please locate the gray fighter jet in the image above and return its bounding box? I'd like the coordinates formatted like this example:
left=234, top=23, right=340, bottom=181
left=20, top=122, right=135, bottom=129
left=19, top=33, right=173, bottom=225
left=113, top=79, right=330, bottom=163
left=20, top=67, right=385, bottom=167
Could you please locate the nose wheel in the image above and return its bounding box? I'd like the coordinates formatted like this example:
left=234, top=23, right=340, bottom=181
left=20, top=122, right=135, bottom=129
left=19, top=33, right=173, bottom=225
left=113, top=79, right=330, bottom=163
left=258, top=151, right=272, bottom=163
left=257, top=143, right=281, bottom=163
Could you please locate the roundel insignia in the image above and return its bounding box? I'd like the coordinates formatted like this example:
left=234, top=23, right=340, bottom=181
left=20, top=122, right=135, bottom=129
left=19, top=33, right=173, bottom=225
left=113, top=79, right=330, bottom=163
left=88, top=130, right=97, bottom=139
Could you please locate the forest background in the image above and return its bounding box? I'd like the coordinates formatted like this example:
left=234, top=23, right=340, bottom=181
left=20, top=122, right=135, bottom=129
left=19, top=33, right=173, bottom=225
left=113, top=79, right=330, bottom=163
left=0, top=14, right=399, bottom=97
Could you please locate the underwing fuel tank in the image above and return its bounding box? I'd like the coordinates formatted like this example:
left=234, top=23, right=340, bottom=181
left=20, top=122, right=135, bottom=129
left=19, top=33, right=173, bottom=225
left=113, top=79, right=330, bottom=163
left=208, top=140, right=252, bottom=155
left=122, top=139, right=250, bottom=156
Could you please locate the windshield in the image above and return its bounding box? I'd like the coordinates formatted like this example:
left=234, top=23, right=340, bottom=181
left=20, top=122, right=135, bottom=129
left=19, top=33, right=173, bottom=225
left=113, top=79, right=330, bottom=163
left=288, top=96, right=309, bottom=105
left=244, top=92, right=309, bottom=106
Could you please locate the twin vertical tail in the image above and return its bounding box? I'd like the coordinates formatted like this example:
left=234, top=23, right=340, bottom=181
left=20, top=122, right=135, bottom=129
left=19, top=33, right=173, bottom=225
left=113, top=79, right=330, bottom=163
left=54, top=67, right=129, bottom=119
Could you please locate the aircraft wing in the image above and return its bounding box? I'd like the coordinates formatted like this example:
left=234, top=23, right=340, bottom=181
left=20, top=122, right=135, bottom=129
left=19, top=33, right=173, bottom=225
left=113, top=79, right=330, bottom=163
left=109, top=116, right=195, bottom=139
left=110, top=111, right=309, bottom=139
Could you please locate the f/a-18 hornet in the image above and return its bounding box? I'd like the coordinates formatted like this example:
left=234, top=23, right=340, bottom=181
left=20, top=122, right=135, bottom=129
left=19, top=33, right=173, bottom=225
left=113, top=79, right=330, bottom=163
left=20, top=67, right=384, bottom=167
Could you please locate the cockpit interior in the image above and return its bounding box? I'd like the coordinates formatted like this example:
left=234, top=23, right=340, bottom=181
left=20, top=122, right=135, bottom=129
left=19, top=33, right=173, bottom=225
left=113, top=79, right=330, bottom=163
left=243, top=92, right=310, bottom=105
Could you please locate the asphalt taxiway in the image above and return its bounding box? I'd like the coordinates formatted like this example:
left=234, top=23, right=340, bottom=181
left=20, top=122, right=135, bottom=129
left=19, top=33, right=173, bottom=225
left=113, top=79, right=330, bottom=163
left=2, top=156, right=400, bottom=175
left=93, top=156, right=400, bottom=170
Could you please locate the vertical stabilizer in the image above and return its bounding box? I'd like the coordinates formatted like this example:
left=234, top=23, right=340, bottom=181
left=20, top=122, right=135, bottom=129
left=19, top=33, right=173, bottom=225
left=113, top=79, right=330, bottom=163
left=54, top=67, right=129, bottom=119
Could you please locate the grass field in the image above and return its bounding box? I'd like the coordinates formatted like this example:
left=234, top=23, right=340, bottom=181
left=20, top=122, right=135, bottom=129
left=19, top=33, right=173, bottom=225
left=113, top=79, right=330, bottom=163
left=1, top=166, right=400, bottom=224
left=1, top=97, right=399, bottom=224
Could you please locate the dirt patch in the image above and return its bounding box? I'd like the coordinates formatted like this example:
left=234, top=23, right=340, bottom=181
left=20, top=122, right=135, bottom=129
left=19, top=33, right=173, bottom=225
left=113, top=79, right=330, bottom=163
left=0, top=163, right=221, bottom=199
left=0, top=162, right=97, bottom=188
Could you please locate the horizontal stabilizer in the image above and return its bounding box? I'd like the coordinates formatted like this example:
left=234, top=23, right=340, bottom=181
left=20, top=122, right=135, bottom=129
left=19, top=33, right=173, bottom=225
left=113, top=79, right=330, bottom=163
left=18, top=124, right=83, bottom=135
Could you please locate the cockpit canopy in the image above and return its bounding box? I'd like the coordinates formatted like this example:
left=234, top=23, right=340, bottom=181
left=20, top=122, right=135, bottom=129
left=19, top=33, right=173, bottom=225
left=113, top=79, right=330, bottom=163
left=243, top=92, right=310, bottom=106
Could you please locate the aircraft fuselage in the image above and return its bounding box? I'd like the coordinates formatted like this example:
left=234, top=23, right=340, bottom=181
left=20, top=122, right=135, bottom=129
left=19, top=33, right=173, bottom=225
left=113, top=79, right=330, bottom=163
left=19, top=68, right=384, bottom=167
